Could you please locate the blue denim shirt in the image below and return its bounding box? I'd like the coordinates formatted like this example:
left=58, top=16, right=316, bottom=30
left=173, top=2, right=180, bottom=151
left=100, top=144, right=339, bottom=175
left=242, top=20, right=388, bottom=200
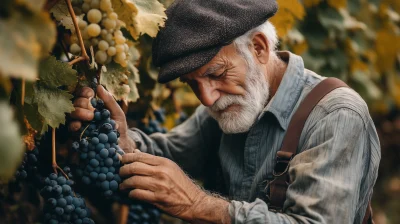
left=128, top=51, right=381, bottom=224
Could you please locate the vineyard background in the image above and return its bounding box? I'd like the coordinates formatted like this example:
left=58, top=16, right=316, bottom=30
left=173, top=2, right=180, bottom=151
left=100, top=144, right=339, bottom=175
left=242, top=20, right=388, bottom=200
left=0, top=0, right=399, bottom=223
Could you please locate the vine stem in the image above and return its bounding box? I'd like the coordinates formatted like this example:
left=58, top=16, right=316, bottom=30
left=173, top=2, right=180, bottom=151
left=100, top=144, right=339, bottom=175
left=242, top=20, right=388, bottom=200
left=65, top=0, right=89, bottom=65
left=68, top=56, right=87, bottom=66
left=52, top=128, right=69, bottom=179
left=21, top=78, right=25, bottom=106
left=118, top=204, right=129, bottom=224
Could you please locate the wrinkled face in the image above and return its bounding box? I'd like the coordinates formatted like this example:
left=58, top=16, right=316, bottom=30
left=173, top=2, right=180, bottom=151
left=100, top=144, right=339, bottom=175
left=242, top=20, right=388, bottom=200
left=180, top=43, right=270, bottom=134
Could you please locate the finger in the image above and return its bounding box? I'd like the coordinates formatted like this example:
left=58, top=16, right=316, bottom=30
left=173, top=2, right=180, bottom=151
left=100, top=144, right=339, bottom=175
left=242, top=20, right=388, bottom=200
left=97, top=85, right=124, bottom=117
left=119, top=162, right=155, bottom=177
left=128, top=189, right=157, bottom=203
left=74, top=98, right=94, bottom=110
left=69, top=120, right=82, bottom=132
left=120, top=175, right=158, bottom=191
left=121, top=152, right=162, bottom=166
left=76, top=87, right=95, bottom=99
left=70, top=108, right=94, bottom=121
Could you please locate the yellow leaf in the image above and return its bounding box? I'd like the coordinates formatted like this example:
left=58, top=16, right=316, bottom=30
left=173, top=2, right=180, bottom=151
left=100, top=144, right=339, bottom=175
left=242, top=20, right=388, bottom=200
left=303, top=0, right=322, bottom=8
left=327, top=0, right=347, bottom=10
left=375, top=29, right=400, bottom=73
left=50, top=1, right=85, bottom=33
left=270, top=0, right=305, bottom=37
left=350, top=59, right=369, bottom=73
left=292, top=40, right=308, bottom=55
left=112, top=0, right=167, bottom=39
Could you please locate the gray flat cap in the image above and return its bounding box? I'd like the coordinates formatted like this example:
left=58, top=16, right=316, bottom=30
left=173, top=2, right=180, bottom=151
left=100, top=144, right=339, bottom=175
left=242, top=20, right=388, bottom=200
left=152, top=0, right=278, bottom=83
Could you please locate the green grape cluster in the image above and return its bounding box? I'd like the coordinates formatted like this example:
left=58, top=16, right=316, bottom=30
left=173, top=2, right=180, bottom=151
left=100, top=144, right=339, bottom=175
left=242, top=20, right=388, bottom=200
left=70, top=0, right=130, bottom=67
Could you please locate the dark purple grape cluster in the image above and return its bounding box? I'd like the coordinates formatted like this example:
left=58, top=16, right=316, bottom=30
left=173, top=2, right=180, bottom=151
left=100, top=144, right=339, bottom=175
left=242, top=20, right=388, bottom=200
left=72, top=97, right=124, bottom=198
left=15, top=146, right=39, bottom=181
left=128, top=203, right=161, bottom=224
left=138, top=108, right=167, bottom=135
left=40, top=167, right=94, bottom=224
left=175, top=111, right=188, bottom=125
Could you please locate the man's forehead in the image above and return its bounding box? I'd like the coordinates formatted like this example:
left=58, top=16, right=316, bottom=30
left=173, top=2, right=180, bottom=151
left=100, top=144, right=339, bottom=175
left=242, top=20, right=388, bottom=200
left=180, top=64, right=224, bottom=82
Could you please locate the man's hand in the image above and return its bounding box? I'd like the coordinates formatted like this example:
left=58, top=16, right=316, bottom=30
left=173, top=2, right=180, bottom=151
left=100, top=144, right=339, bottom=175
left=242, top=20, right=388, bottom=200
left=69, top=85, right=136, bottom=153
left=119, top=150, right=231, bottom=224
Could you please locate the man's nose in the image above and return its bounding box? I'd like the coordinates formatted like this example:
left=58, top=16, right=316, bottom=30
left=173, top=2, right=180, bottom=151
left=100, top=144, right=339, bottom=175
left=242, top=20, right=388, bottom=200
left=196, top=81, right=220, bottom=107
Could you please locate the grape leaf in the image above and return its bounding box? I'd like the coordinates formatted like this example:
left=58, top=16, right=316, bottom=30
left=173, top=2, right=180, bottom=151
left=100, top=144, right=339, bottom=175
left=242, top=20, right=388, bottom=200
left=0, top=101, right=24, bottom=182
left=100, top=63, right=131, bottom=101
left=127, top=65, right=140, bottom=103
left=38, top=56, right=78, bottom=89
left=35, top=86, right=74, bottom=128
left=270, top=0, right=305, bottom=37
left=0, top=10, right=56, bottom=80
left=16, top=0, right=46, bottom=13
left=111, top=0, right=166, bottom=39
left=23, top=117, right=38, bottom=151
left=50, top=1, right=84, bottom=32
left=24, top=102, right=47, bottom=135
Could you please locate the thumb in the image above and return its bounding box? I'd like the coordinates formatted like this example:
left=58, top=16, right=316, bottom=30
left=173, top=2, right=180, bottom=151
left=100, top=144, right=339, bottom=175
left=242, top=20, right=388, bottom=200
left=97, top=85, right=124, bottom=117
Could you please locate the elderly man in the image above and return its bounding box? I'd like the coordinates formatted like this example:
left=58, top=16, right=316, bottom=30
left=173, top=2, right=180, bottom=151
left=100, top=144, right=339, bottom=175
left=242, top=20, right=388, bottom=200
left=70, top=0, right=381, bottom=223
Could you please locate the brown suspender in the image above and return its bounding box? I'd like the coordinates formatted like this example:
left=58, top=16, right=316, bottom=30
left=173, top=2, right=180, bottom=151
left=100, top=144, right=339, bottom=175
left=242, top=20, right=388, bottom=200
left=268, top=78, right=373, bottom=224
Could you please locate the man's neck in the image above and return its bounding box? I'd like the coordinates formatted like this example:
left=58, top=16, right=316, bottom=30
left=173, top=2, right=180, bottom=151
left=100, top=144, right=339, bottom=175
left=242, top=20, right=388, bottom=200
left=266, top=53, right=288, bottom=101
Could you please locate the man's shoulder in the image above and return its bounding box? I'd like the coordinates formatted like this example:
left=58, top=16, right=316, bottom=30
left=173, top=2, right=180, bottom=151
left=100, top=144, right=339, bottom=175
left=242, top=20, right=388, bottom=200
left=301, top=69, right=372, bottom=128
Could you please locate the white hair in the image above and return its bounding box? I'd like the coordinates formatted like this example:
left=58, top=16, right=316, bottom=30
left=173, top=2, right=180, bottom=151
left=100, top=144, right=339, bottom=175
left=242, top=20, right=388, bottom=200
left=233, top=21, right=279, bottom=60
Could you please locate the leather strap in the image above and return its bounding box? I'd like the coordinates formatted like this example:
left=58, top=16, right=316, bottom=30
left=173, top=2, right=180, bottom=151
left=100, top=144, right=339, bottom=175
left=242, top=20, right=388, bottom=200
left=268, top=77, right=373, bottom=223
left=269, top=78, right=348, bottom=209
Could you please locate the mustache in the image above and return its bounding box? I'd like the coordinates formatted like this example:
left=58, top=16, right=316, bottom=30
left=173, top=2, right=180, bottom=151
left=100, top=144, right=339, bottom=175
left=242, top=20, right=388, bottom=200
left=209, top=94, right=247, bottom=112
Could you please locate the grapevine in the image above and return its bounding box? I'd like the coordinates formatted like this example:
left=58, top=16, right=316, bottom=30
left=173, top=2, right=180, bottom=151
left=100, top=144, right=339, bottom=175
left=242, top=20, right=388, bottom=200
left=71, top=83, right=124, bottom=198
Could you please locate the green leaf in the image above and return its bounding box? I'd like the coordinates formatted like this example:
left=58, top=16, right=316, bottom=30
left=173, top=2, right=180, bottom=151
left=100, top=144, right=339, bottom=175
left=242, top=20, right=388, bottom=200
left=317, top=7, right=345, bottom=31
left=0, top=101, right=24, bottom=182
left=24, top=103, right=47, bottom=135
left=50, top=1, right=84, bottom=32
left=35, top=86, right=74, bottom=128
left=111, top=0, right=166, bottom=39
left=100, top=63, right=131, bottom=101
left=38, top=56, right=78, bottom=89
left=0, top=9, right=56, bottom=80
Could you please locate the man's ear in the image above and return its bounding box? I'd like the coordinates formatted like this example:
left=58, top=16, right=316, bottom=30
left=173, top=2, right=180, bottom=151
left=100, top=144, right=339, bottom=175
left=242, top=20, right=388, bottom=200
left=251, top=32, right=269, bottom=64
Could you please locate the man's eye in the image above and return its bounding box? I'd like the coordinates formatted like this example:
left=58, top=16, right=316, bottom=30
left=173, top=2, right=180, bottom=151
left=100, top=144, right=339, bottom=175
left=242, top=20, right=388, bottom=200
left=211, top=70, right=226, bottom=79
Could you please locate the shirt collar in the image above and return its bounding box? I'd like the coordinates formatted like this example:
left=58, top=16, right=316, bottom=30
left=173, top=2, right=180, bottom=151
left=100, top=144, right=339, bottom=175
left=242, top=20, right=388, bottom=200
left=259, top=51, right=306, bottom=131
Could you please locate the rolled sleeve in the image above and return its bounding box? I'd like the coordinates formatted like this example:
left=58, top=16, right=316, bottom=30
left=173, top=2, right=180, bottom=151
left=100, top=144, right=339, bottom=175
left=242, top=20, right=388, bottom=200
left=127, top=105, right=222, bottom=178
left=229, top=108, right=374, bottom=224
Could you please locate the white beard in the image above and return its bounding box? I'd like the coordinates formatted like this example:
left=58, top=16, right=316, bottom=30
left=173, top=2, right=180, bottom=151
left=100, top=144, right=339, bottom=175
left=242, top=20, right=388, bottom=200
left=207, top=58, right=270, bottom=134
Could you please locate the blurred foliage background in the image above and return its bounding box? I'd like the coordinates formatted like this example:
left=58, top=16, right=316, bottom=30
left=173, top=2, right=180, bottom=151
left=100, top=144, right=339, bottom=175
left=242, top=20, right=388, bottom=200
left=136, top=0, right=399, bottom=223
left=0, top=0, right=398, bottom=223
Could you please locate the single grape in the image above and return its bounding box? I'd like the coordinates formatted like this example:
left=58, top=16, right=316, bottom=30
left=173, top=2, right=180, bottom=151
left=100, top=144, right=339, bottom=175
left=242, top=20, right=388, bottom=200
left=78, top=19, right=88, bottom=29
left=100, top=0, right=112, bottom=12
left=82, top=3, right=90, bottom=12
left=87, top=23, right=101, bottom=37
left=107, top=46, right=116, bottom=56
left=90, top=0, right=100, bottom=9
left=115, top=35, right=126, bottom=45
left=70, top=43, right=81, bottom=55
left=87, top=9, right=102, bottom=24
left=98, top=40, right=109, bottom=51
left=103, top=18, right=116, bottom=30
left=108, top=12, right=118, bottom=20
left=95, top=50, right=107, bottom=64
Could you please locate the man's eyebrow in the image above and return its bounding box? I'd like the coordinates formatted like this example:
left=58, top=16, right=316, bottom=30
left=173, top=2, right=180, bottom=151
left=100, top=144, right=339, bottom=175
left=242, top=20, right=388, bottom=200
left=180, top=64, right=225, bottom=83
left=201, top=64, right=224, bottom=77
